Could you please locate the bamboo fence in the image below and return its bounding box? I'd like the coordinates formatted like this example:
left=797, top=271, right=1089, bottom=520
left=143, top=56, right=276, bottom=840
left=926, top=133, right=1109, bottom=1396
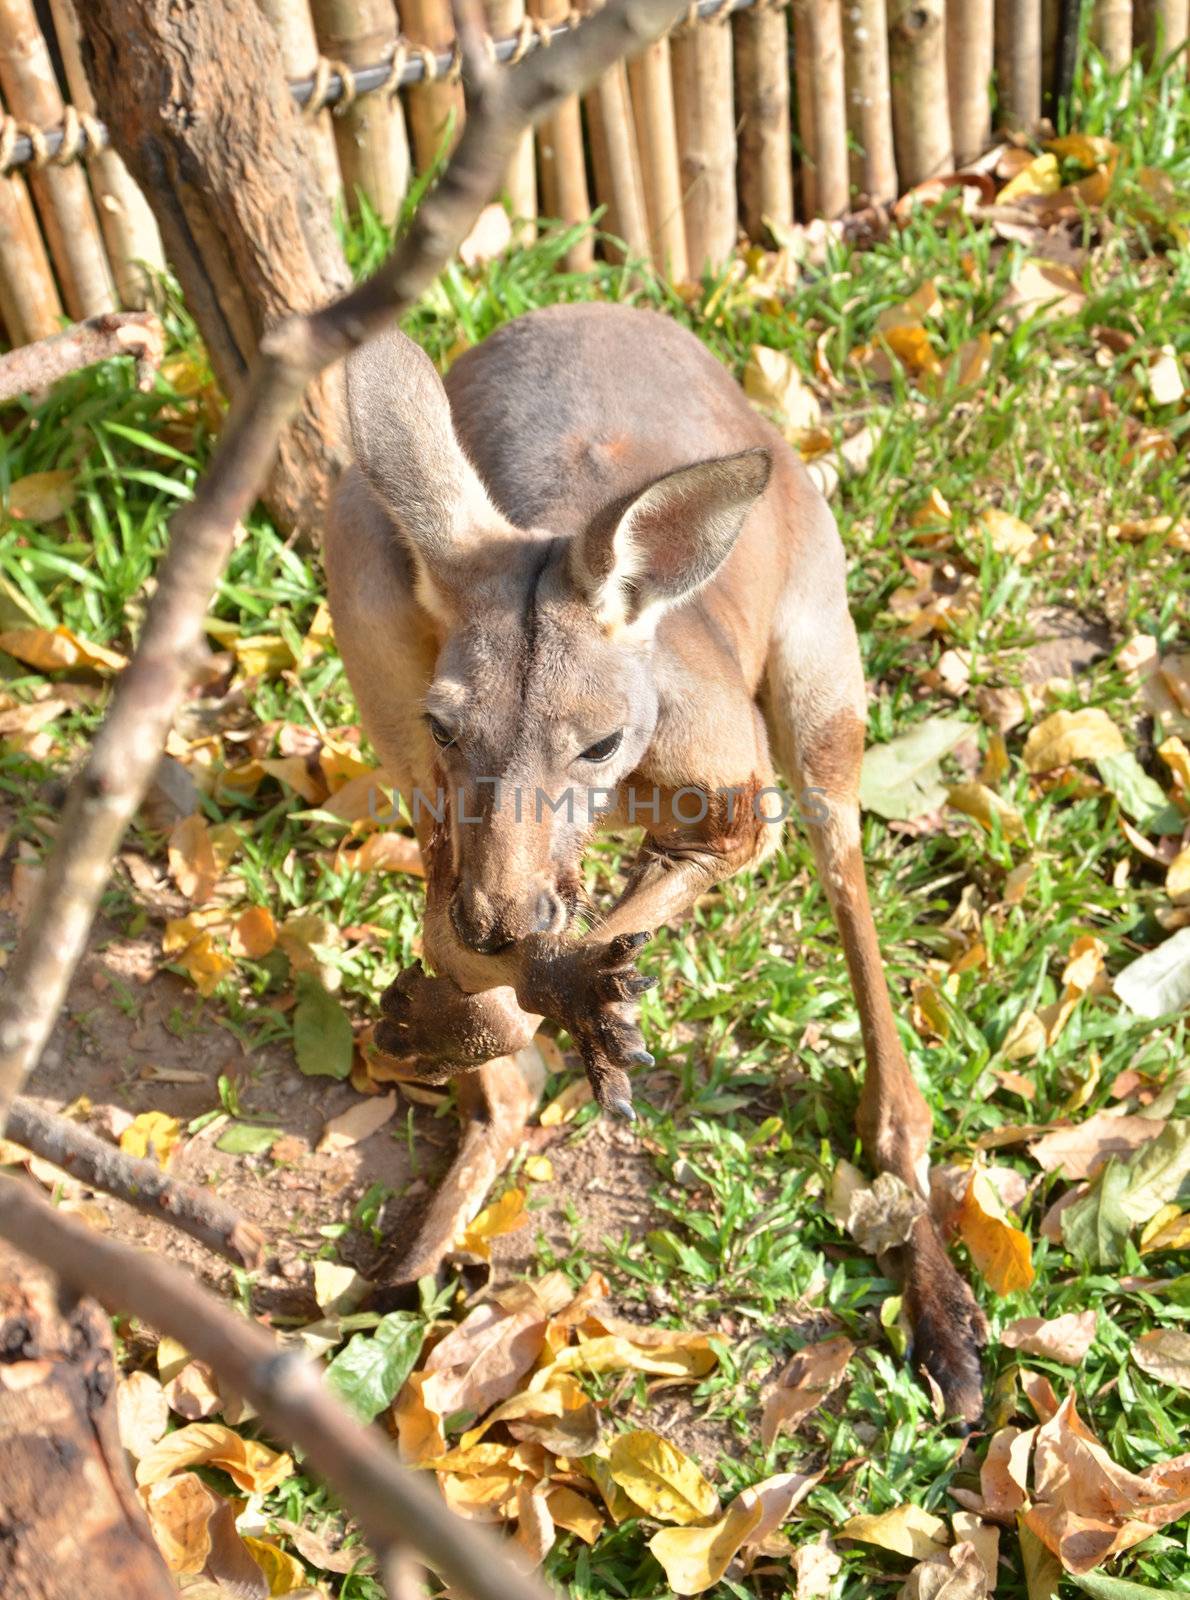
left=0, top=0, right=1185, bottom=350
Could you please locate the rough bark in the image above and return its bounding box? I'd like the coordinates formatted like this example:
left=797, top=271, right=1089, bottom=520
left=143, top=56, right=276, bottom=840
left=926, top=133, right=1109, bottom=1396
left=888, top=0, right=953, bottom=187
left=841, top=0, right=897, bottom=202
left=261, top=0, right=347, bottom=213
left=791, top=0, right=849, bottom=218
left=946, top=0, right=993, bottom=165
left=671, top=13, right=738, bottom=268
left=77, top=0, right=352, bottom=542
left=733, top=4, right=795, bottom=236
left=0, top=1238, right=177, bottom=1600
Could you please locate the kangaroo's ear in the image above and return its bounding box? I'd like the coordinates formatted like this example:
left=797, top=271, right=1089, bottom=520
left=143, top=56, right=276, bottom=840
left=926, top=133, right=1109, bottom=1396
left=346, top=330, right=506, bottom=612
left=570, top=448, right=772, bottom=630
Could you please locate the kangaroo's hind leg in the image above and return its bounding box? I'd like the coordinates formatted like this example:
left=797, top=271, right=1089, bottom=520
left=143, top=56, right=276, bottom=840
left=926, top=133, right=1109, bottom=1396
left=762, top=507, right=987, bottom=1424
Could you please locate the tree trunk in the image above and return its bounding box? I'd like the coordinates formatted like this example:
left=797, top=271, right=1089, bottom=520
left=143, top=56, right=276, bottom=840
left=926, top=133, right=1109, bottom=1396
left=0, top=1238, right=177, bottom=1600
left=733, top=4, right=795, bottom=237
left=946, top=0, right=993, bottom=166
left=77, top=0, right=352, bottom=542
left=261, top=0, right=347, bottom=214
left=791, top=0, right=849, bottom=218
left=888, top=0, right=953, bottom=187
left=842, top=0, right=897, bottom=203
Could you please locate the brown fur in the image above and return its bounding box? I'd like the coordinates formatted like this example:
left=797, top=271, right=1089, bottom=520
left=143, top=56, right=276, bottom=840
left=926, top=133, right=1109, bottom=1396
left=325, top=304, right=986, bottom=1423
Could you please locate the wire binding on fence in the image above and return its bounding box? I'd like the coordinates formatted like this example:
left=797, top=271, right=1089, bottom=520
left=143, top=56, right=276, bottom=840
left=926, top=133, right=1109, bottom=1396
left=0, top=0, right=778, bottom=170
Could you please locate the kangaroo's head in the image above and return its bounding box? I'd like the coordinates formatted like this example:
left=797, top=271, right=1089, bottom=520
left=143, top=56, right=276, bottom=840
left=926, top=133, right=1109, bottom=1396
left=346, top=330, right=771, bottom=955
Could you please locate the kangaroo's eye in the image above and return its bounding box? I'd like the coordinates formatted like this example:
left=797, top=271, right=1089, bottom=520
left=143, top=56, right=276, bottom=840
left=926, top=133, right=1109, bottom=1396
left=427, top=716, right=454, bottom=749
left=580, top=731, right=623, bottom=763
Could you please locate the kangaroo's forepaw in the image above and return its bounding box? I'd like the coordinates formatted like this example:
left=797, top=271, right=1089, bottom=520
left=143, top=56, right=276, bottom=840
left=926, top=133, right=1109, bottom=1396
left=516, top=931, right=656, bottom=1117
left=902, top=1216, right=988, bottom=1427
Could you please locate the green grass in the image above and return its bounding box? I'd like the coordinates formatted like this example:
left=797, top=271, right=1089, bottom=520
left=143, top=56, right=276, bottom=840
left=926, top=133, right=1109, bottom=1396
left=2, top=41, right=1188, bottom=1600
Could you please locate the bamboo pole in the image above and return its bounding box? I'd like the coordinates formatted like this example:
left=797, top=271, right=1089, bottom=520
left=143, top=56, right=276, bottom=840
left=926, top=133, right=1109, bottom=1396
left=260, top=0, right=345, bottom=214
left=526, top=0, right=594, bottom=270
left=1092, top=0, right=1133, bottom=70
left=400, top=0, right=466, bottom=172
left=1041, top=0, right=1060, bottom=109
left=994, top=0, right=1043, bottom=130
left=671, top=10, right=738, bottom=268
left=309, top=0, right=410, bottom=224
left=628, top=37, right=689, bottom=276
left=44, top=0, right=165, bottom=308
left=1135, top=0, right=1189, bottom=58
left=888, top=0, right=953, bottom=186
left=733, top=3, right=795, bottom=236
left=0, top=0, right=114, bottom=319
left=585, top=60, right=652, bottom=263
left=483, top=0, right=537, bottom=233
left=790, top=0, right=849, bottom=218
left=841, top=0, right=897, bottom=204
left=945, top=0, right=993, bottom=165
left=0, top=84, right=63, bottom=344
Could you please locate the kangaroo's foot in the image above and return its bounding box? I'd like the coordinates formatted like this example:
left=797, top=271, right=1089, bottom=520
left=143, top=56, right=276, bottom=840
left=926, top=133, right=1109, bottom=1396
left=899, top=1214, right=988, bottom=1427
left=374, top=962, right=537, bottom=1080
left=515, top=931, right=657, bottom=1116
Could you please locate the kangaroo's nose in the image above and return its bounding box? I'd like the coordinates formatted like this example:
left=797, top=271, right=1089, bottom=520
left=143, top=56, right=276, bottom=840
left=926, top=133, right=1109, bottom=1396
left=449, top=888, right=513, bottom=955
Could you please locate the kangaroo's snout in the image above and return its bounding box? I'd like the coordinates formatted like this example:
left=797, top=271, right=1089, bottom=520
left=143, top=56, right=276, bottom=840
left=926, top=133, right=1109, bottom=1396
left=449, top=879, right=569, bottom=954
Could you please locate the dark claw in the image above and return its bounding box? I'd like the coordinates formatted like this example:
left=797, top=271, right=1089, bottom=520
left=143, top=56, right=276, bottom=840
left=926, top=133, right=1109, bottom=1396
left=609, top=930, right=651, bottom=961
left=609, top=1096, right=636, bottom=1122
left=627, top=1049, right=654, bottom=1067
left=624, top=973, right=658, bottom=996
left=374, top=1019, right=409, bottom=1056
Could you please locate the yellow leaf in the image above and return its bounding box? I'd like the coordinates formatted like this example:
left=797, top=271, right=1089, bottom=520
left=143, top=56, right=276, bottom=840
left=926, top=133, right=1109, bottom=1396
left=459, top=1187, right=529, bottom=1258
left=948, top=331, right=993, bottom=389
left=650, top=1471, right=822, bottom=1593
left=876, top=279, right=942, bottom=332
left=977, top=508, right=1042, bottom=562
left=523, top=1154, right=554, bottom=1182
left=999, top=152, right=1061, bottom=202
left=1001, top=1008, right=1046, bottom=1062
left=168, top=813, right=220, bottom=903
left=116, top=1370, right=170, bottom=1461
left=6, top=469, right=76, bottom=523
left=243, top=1536, right=309, bottom=1595
left=138, top=1472, right=222, bottom=1574
left=302, top=599, right=335, bottom=660
left=1140, top=1205, right=1190, bottom=1255
left=136, top=1420, right=293, bottom=1493
left=120, top=1110, right=182, bottom=1167
left=348, top=831, right=424, bottom=877
left=319, top=739, right=375, bottom=793
left=540, top=1078, right=593, bottom=1126
left=1166, top=847, right=1190, bottom=905
left=1045, top=132, right=1116, bottom=169
left=1157, top=735, right=1190, bottom=789
left=1022, top=708, right=1125, bottom=771
left=157, top=1335, right=192, bottom=1383
left=259, top=756, right=327, bottom=806
left=880, top=323, right=942, bottom=376
left=230, top=904, right=277, bottom=959
left=743, top=346, right=822, bottom=432
left=957, top=1168, right=1034, bottom=1294
left=839, top=1503, right=950, bottom=1560
left=546, top=1485, right=604, bottom=1543
left=910, top=488, right=952, bottom=528
left=394, top=1370, right=447, bottom=1465
left=0, top=624, right=126, bottom=674
left=232, top=633, right=294, bottom=678
left=946, top=782, right=1025, bottom=838
left=607, top=1428, right=720, bottom=1526
left=163, top=917, right=234, bottom=996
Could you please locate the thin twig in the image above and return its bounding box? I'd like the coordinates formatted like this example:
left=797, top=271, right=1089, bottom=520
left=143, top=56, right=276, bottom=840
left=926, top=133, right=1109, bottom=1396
left=0, top=311, right=164, bottom=404
left=0, top=1178, right=550, bottom=1600
left=5, top=1097, right=265, bottom=1269
left=0, top=0, right=689, bottom=1135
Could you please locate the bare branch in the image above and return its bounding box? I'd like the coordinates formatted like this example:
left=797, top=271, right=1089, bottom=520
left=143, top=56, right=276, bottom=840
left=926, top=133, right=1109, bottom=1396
left=0, top=1177, right=551, bottom=1600
left=5, top=1097, right=265, bottom=1269
left=0, top=312, right=164, bottom=404
left=0, top=0, right=688, bottom=1135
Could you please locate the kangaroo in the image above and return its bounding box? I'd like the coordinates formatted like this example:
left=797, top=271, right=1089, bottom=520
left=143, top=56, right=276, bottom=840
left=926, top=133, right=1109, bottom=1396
left=324, top=302, right=987, bottom=1423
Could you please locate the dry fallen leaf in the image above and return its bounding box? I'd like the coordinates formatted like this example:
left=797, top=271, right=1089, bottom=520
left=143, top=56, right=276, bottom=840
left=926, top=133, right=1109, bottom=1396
left=793, top=1532, right=842, bottom=1598
left=230, top=905, right=277, bottom=959
left=843, top=1169, right=927, bottom=1253
left=1001, top=1311, right=1097, bottom=1366
left=957, top=1168, right=1034, bottom=1294
left=0, top=623, right=127, bottom=674
left=1023, top=708, right=1125, bottom=772
left=1028, top=1112, right=1164, bottom=1180
left=139, top=1472, right=226, bottom=1576
left=168, top=813, right=221, bottom=904
left=840, top=1503, right=950, bottom=1560
left=606, top=1428, right=719, bottom=1526
left=946, top=781, right=1025, bottom=838
left=743, top=345, right=822, bottom=433
left=546, top=1486, right=604, bottom=1544
left=116, top=1370, right=171, bottom=1460
left=1024, top=1391, right=1190, bottom=1572
left=420, top=1273, right=572, bottom=1423
left=136, top=1421, right=293, bottom=1493
left=1130, top=1328, right=1190, bottom=1392
left=459, top=1186, right=530, bottom=1259
left=900, top=1540, right=991, bottom=1599
left=977, top=508, right=1043, bottom=563
left=5, top=469, right=77, bottom=523
left=163, top=1358, right=224, bottom=1421
left=648, top=1471, right=820, bottom=1594
left=316, top=1092, right=397, bottom=1153
left=120, top=1110, right=182, bottom=1168
left=760, top=1335, right=854, bottom=1447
